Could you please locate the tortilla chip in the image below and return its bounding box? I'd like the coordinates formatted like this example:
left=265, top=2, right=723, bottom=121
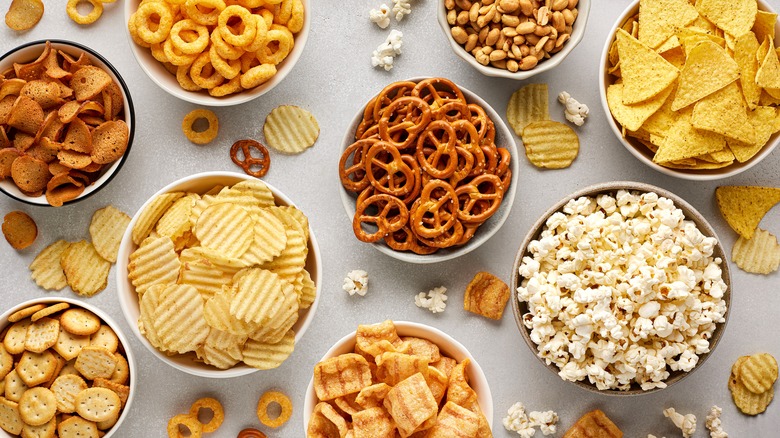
left=616, top=28, right=680, bottom=105
left=639, top=0, right=700, bottom=49
left=672, top=40, right=740, bottom=111
left=653, top=119, right=726, bottom=163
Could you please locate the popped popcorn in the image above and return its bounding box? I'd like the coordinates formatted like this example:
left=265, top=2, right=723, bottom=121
left=415, top=286, right=447, bottom=313
left=369, top=4, right=391, bottom=29
left=529, top=410, right=558, bottom=436
left=664, top=407, right=696, bottom=438
left=516, top=191, right=728, bottom=391
left=558, top=91, right=589, bottom=126
left=343, top=270, right=369, bottom=296
left=371, top=29, right=403, bottom=71
left=705, top=405, right=727, bottom=438
left=392, top=0, right=412, bottom=21
left=503, top=402, right=558, bottom=437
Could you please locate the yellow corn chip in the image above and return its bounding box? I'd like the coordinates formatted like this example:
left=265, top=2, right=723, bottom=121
left=735, top=32, right=763, bottom=109
left=155, top=193, right=198, bottom=241
left=89, top=206, right=131, bottom=263
left=153, top=284, right=209, bottom=354
left=754, top=10, right=777, bottom=44
left=607, top=82, right=674, bottom=131
left=263, top=105, right=320, bottom=154
left=506, top=84, right=549, bottom=136
left=756, top=38, right=780, bottom=90
left=29, top=240, right=70, bottom=291
left=616, top=29, right=680, bottom=104
left=692, top=82, right=755, bottom=143
left=521, top=120, right=579, bottom=169
left=127, top=235, right=181, bottom=297
left=656, top=36, right=682, bottom=55
left=241, top=329, right=295, bottom=370
left=672, top=40, right=740, bottom=111
left=715, top=186, right=780, bottom=239
left=697, top=0, right=757, bottom=38
left=131, top=192, right=184, bottom=246
left=732, top=228, right=780, bottom=274
left=638, top=0, right=699, bottom=49
left=727, top=106, right=776, bottom=162
left=60, top=241, right=111, bottom=297
left=194, top=203, right=254, bottom=259
left=653, top=119, right=726, bottom=163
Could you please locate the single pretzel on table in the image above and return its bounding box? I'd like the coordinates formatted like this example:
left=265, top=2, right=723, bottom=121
left=230, top=139, right=270, bottom=178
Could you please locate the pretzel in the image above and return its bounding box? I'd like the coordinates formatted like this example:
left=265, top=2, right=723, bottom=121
left=366, top=141, right=416, bottom=196
left=412, top=77, right=466, bottom=109
left=449, top=146, right=475, bottom=186
left=230, top=139, right=270, bottom=178
left=353, top=194, right=409, bottom=243
left=372, top=80, right=418, bottom=122
left=378, top=96, right=432, bottom=149
left=339, top=138, right=375, bottom=192
left=416, top=120, right=457, bottom=179
left=456, top=174, right=504, bottom=223
left=411, top=180, right=460, bottom=238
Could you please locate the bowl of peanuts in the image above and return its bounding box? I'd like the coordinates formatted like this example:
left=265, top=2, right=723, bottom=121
left=124, top=0, right=310, bottom=106
left=439, top=0, right=589, bottom=78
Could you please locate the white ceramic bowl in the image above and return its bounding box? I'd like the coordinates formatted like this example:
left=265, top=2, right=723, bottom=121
left=0, top=297, right=136, bottom=437
left=123, top=1, right=310, bottom=106
left=599, top=0, right=780, bottom=180
left=511, top=181, right=731, bottom=395
left=0, top=40, right=135, bottom=206
left=116, top=171, right=321, bottom=378
left=437, top=0, right=590, bottom=79
left=339, top=77, right=520, bottom=264
left=302, top=321, right=493, bottom=431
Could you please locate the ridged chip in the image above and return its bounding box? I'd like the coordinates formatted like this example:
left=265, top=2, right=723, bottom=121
left=214, top=186, right=264, bottom=217
left=194, top=203, right=254, bottom=259
left=197, top=344, right=241, bottom=370
left=313, top=353, right=373, bottom=401
left=715, top=186, right=780, bottom=239
left=297, top=269, right=316, bottom=309
left=729, top=355, right=775, bottom=415
left=131, top=192, right=184, bottom=245
left=155, top=193, right=199, bottom=241
left=263, top=105, right=320, bottom=154
left=138, top=284, right=167, bottom=351
left=89, top=205, right=131, bottom=263
left=28, top=240, right=70, bottom=291
left=506, top=83, right=549, bottom=136
left=203, top=286, right=254, bottom=336
left=179, top=257, right=233, bottom=300
left=60, top=240, right=111, bottom=297
left=181, top=247, right=248, bottom=274
left=522, top=120, right=580, bottom=169
left=231, top=268, right=291, bottom=325
left=241, top=208, right=287, bottom=265
left=732, top=228, right=780, bottom=275
left=128, top=235, right=180, bottom=297
left=739, top=353, right=779, bottom=394
left=247, top=278, right=298, bottom=344
left=152, top=284, right=209, bottom=354
left=277, top=205, right=309, bottom=242
left=241, top=329, right=295, bottom=370
left=231, top=180, right=276, bottom=207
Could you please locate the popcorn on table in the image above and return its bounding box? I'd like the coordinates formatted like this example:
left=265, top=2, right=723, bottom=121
left=503, top=402, right=558, bottom=437
left=705, top=405, right=727, bottom=438
left=369, top=4, right=391, bottom=29
left=664, top=407, right=696, bottom=438
left=558, top=91, right=589, bottom=126
left=516, top=191, right=728, bottom=391
left=415, top=286, right=447, bottom=313
left=371, top=29, right=404, bottom=71
left=343, top=270, right=369, bottom=296
left=392, top=0, right=412, bottom=21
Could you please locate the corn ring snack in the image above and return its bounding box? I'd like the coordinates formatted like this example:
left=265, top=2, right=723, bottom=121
left=135, top=2, right=174, bottom=44
left=257, top=28, right=294, bottom=65
left=243, top=15, right=270, bottom=53
left=184, top=0, right=225, bottom=26
left=177, top=65, right=203, bottom=91
left=151, top=43, right=169, bottom=63
left=209, top=75, right=242, bottom=97
left=287, top=0, right=304, bottom=33
left=163, top=38, right=199, bottom=66
left=218, top=5, right=257, bottom=47
left=182, top=109, right=219, bottom=144
left=127, top=12, right=151, bottom=48
left=256, top=390, right=292, bottom=428
left=188, top=397, right=224, bottom=433
left=167, top=413, right=202, bottom=438
left=189, top=52, right=226, bottom=89
left=67, top=0, right=104, bottom=25
left=210, top=28, right=245, bottom=60
left=170, top=19, right=211, bottom=55
left=209, top=46, right=241, bottom=80
left=240, top=64, right=276, bottom=89
left=273, top=0, right=292, bottom=25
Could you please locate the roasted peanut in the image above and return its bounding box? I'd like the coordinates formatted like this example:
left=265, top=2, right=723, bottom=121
left=507, top=59, right=519, bottom=71
left=457, top=10, right=470, bottom=25
left=455, top=0, right=473, bottom=10
left=465, top=33, right=479, bottom=51
left=470, top=3, right=480, bottom=22
left=562, top=8, right=575, bottom=25
left=490, top=59, right=507, bottom=69
left=552, top=0, right=568, bottom=11
left=516, top=21, right=536, bottom=34
left=452, top=26, right=469, bottom=44
left=445, top=0, right=456, bottom=9
left=519, top=0, right=533, bottom=16
left=486, top=28, right=501, bottom=45
left=489, top=49, right=507, bottom=61
left=498, top=0, right=520, bottom=13
left=568, top=0, right=578, bottom=8
left=501, top=14, right=520, bottom=26
left=534, top=25, right=552, bottom=36
left=519, top=55, right=538, bottom=70
left=447, top=10, right=458, bottom=25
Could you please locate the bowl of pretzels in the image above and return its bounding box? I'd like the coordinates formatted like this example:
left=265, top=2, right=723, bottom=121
left=338, top=77, right=519, bottom=264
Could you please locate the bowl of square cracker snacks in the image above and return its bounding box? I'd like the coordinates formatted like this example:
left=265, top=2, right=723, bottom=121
left=0, top=40, right=134, bottom=206
left=303, top=320, right=493, bottom=437
left=116, top=171, right=320, bottom=378
left=0, top=297, right=135, bottom=437
left=600, top=0, right=780, bottom=180
left=124, top=0, right=310, bottom=106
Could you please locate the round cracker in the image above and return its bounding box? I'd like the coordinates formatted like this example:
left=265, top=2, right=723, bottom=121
left=8, top=304, right=45, bottom=323
left=74, top=387, right=120, bottom=423
left=18, top=387, right=57, bottom=427
left=30, top=302, right=70, bottom=322
left=89, top=325, right=118, bottom=353
left=2, top=211, right=37, bottom=250
left=60, top=308, right=101, bottom=336
left=51, top=374, right=88, bottom=414
left=263, top=105, right=320, bottom=154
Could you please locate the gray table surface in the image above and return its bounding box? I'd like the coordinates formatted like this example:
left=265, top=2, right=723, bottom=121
left=1, top=1, right=779, bottom=436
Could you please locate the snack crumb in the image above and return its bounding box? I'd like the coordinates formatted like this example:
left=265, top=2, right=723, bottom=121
left=664, top=407, right=696, bottom=438
left=371, top=29, right=403, bottom=71
left=558, top=91, right=589, bottom=126
left=369, top=4, right=391, bottom=28
left=706, top=405, right=727, bottom=438
left=343, top=270, right=369, bottom=296
left=415, top=286, right=447, bottom=313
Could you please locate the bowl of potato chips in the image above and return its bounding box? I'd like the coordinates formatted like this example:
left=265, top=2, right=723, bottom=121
left=600, top=0, right=780, bottom=180
left=303, top=320, right=493, bottom=436
left=0, top=40, right=134, bottom=207
left=124, top=0, right=310, bottom=106
left=116, top=171, right=320, bottom=378
left=0, top=297, right=135, bottom=437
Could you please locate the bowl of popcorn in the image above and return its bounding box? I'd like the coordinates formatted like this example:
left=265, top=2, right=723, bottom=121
left=303, top=320, right=493, bottom=436
left=438, top=0, right=590, bottom=79
left=600, top=0, right=780, bottom=180
left=116, top=171, right=321, bottom=378
left=338, top=77, right=519, bottom=264
left=124, top=0, right=310, bottom=106
left=511, top=181, right=731, bottom=394
left=0, top=297, right=135, bottom=437
left=0, top=40, right=134, bottom=207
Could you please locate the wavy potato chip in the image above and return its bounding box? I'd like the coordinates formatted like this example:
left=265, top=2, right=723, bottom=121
left=260, top=226, right=307, bottom=276
left=60, top=240, right=110, bottom=297
left=240, top=208, right=287, bottom=265
left=127, top=235, right=180, bottom=297
left=263, top=105, right=320, bottom=154
left=729, top=355, right=775, bottom=415
left=155, top=193, right=198, bottom=240
left=715, top=186, right=780, bottom=239
left=616, top=29, right=680, bottom=105
left=203, top=286, right=254, bottom=336
left=131, top=192, right=184, bottom=245
left=196, top=343, right=242, bottom=370
left=241, top=329, right=294, bottom=370
left=522, top=120, right=579, bottom=169
left=195, top=203, right=254, bottom=259
left=89, top=205, right=130, bottom=263
left=739, top=353, right=779, bottom=395
left=506, top=84, right=549, bottom=136
left=732, top=228, right=780, bottom=274
left=179, top=258, right=233, bottom=300
left=29, top=240, right=70, bottom=291
left=153, top=284, right=209, bottom=354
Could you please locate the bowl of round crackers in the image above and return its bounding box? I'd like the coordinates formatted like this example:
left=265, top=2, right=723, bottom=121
left=303, top=320, right=493, bottom=436
left=600, top=0, right=780, bottom=180
left=0, top=297, right=135, bottom=437
left=116, top=171, right=320, bottom=378
left=123, top=0, right=310, bottom=106
left=338, top=77, right=519, bottom=264
left=511, top=181, right=731, bottom=395
left=0, top=40, right=134, bottom=206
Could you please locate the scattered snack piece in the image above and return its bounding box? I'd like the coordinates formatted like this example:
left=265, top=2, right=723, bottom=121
left=167, top=413, right=202, bottom=438
left=182, top=109, right=219, bottom=145
left=369, top=4, right=391, bottom=29
left=729, top=355, right=775, bottom=415
left=188, top=397, right=224, bottom=433
left=392, top=0, right=411, bottom=21
left=238, top=428, right=267, bottom=438
left=558, top=91, right=589, bottom=127
left=705, top=405, right=727, bottom=438
left=231, top=139, right=270, bottom=178
left=739, top=353, right=778, bottom=395
left=522, top=120, right=580, bottom=169
left=732, top=228, right=780, bottom=274
left=2, top=211, right=37, bottom=250
left=507, top=84, right=549, bottom=136
left=66, top=0, right=103, bottom=25
left=663, top=407, right=696, bottom=438
left=89, top=206, right=131, bottom=263
left=563, top=409, right=623, bottom=438
left=343, top=269, right=369, bottom=297
left=371, top=29, right=403, bottom=71
left=415, top=286, right=447, bottom=314
left=715, top=186, right=780, bottom=239
left=257, top=390, right=292, bottom=428
left=60, top=241, right=111, bottom=297
left=5, top=0, right=44, bottom=31
left=503, top=402, right=559, bottom=436
left=263, top=105, right=319, bottom=154
left=464, top=271, right=510, bottom=320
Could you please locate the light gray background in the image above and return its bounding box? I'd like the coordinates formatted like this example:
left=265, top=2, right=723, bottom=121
left=1, top=1, right=779, bottom=436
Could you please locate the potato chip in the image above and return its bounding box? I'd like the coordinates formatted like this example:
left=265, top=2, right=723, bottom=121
left=297, top=269, right=316, bottom=309
left=153, top=284, right=209, bottom=354
left=734, top=32, right=763, bottom=110
left=739, top=353, right=779, bottom=395
left=260, top=226, right=307, bottom=276
left=314, top=353, right=373, bottom=401
left=231, top=179, right=276, bottom=208
left=230, top=268, right=294, bottom=327
left=607, top=83, right=673, bottom=132
left=521, top=120, right=579, bottom=169
left=697, top=0, right=757, bottom=39
left=732, top=228, right=780, bottom=274
left=672, top=40, right=739, bottom=111
left=263, top=105, right=319, bottom=154
left=729, top=355, right=775, bottom=415
left=756, top=38, right=780, bottom=90
left=131, top=192, right=184, bottom=246
left=197, top=344, right=241, bottom=370
left=240, top=208, right=287, bottom=265
left=616, top=29, right=680, bottom=105
left=127, top=235, right=181, bottom=297
left=155, top=193, right=198, bottom=241
left=4, top=0, right=44, bottom=31
left=241, top=329, right=295, bottom=370
left=179, top=257, right=233, bottom=300
left=203, top=286, right=254, bottom=336
left=638, top=0, right=699, bottom=49
left=195, top=203, right=254, bottom=259
left=383, top=373, right=438, bottom=437
left=246, top=280, right=299, bottom=344
left=692, top=82, right=755, bottom=143
left=138, top=284, right=166, bottom=350
left=89, top=205, right=130, bottom=263
left=653, top=118, right=725, bottom=163
left=506, top=84, right=549, bottom=136
left=715, top=186, right=780, bottom=239
left=60, top=240, right=110, bottom=297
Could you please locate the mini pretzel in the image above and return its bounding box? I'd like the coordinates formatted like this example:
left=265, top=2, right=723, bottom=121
left=411, top=180, right=460, bottom=238
left=412, top=77, right=466, bottom=109
left=230, top=139, right=270, bottom=178
left=456, top=174, right=504, bottom=223
left=378, top=96, right=432, bottom=149
left=449, top=146, right=475, bottom=185
left=417, top=216, right=464, bottom=248
left=416, top=120, right=457, bottom=179
left=353, top=194, right=409, bottom=243
left=366, top=141, right=416, bottom=196
left=372, top=80, right=418, bottom=122
left=339, top=138, right=375, bottom=192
